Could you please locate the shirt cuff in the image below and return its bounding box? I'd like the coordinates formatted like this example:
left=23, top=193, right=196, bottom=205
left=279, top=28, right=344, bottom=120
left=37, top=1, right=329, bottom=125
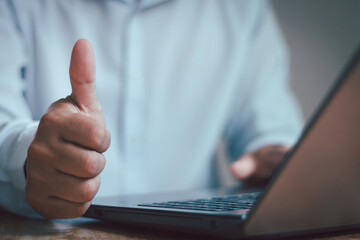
left=5, top=121, right=38, bottom=192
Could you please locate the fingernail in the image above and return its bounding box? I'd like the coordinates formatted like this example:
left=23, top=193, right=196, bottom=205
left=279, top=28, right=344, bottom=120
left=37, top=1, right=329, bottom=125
left=233, top=157, right=256, bottom=179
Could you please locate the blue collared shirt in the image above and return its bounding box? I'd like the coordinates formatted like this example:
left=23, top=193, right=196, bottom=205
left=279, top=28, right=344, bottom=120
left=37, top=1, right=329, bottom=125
left=0, top=0, right=302, bottom=217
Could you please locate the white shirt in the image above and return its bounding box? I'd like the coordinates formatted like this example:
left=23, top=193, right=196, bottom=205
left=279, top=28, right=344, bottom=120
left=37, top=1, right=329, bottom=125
left=0, top=0, right=302, bottom=217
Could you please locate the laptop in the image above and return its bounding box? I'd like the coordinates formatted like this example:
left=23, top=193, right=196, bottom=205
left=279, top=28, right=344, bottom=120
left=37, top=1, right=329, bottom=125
left=84, top=45, right=360, bottom=239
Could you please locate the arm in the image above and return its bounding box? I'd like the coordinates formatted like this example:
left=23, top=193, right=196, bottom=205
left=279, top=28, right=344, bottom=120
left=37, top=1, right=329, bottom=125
left=25, top=39, right=110, bottom=219
left=0, top=2, right=110, bottom=219
left=225, top=2, right=303, bottom=183
left=0, top=0, right=40, bottom=217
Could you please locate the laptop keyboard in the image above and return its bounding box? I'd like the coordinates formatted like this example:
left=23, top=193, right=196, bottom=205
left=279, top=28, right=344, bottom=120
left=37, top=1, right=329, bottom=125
left=138, top=192, right=261, bottom=212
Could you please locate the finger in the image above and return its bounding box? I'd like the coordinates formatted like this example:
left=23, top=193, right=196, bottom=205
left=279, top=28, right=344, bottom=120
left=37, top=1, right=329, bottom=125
left=26, top=163, right=101, bottom=204
left=53, top=141, right=106, bottom=178
left=48, top=171, right=101, bottom=203
left=231, top=146, right=290, bottom=183
left=44, top=197, right=91, bottom=219
left=36, top=196, right=90, bottom=219
left=25, top=176, right=92, bottom=219
left=60, top=113, right=110, bottom=153
left=230, top=154, right=257, bottom=180
left=69, top=39, right=100, bottom=113
left=231, top=154, right=277, bottom=183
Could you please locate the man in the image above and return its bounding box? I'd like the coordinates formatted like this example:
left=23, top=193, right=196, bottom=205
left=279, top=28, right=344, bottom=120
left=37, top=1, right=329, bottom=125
left=0, top=0, right=302, bottom=219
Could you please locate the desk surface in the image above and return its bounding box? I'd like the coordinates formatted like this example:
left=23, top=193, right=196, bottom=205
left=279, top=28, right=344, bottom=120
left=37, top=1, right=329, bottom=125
left=1, top=209, right=359, bottom=240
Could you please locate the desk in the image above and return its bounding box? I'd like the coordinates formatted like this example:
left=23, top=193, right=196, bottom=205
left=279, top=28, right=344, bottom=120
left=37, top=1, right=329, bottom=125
left=1, top=209, right=359, bottom=240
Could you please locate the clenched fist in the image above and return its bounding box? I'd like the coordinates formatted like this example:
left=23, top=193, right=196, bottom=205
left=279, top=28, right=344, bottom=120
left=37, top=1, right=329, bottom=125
left=25, top=39, right=111, bottom=219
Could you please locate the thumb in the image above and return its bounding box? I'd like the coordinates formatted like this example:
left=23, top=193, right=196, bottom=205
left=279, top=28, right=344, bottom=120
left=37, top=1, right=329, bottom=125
left=69, top=39, right=99, bottom=113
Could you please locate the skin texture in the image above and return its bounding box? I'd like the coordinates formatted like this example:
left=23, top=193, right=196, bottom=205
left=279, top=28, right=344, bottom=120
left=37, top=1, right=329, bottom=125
left=231, top=145, right=290, bottom=184
left=25, top=39, right=111, bottom=219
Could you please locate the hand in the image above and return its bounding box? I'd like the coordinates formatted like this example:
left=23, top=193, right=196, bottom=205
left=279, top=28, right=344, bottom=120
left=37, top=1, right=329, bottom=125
left=230, top=145, right=289, bottom=185
left=25, top=39, right=111, bottom=219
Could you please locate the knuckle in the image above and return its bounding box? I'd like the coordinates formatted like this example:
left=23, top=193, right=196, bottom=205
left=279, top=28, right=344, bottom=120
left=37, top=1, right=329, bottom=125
left=82, top=153, right=99, bottom=177
left=40, top=112, right=57, bottom=127
left=26, top=142, right=53, bottom=169
left=88, top=123, right=105, bottom=150
left=27, top=142, right=48, bottom=160
left=40, top=99, right=75, bottom=131
left=79, top=179, right=99, bottom=202
left=39, top=112, right=63, bottom=134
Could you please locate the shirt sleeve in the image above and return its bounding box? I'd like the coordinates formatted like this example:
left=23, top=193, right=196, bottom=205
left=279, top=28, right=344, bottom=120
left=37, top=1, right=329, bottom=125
left=0, top=0, right=41, bottom=218
left=225, top=2, right=303, bottom=161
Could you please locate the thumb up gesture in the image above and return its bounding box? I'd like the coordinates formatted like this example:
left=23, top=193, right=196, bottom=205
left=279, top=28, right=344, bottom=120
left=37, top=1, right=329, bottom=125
left=26, top=39, right=111, bottom=219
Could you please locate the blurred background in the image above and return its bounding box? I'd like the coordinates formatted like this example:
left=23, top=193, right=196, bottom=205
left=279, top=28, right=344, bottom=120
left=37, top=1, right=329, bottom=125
left=219, top=0, right=360, bottom=185
left=272, top=0, right=360, bottom=121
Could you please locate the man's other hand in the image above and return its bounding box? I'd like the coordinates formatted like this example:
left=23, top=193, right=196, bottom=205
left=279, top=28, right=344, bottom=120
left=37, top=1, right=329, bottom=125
left=230, top=145, right=289, bottom=184
left=25, top=39, right=111, bottom=219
